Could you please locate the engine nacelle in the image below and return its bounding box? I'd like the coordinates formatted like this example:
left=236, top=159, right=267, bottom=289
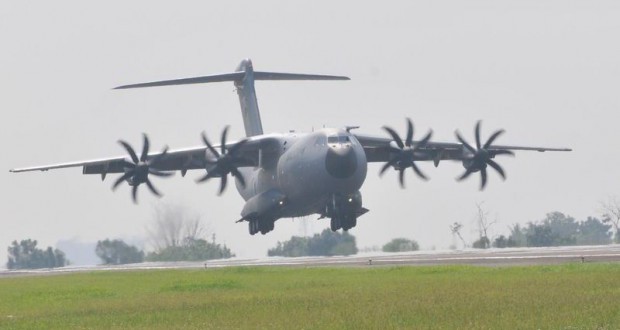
left=461, top=158, right=484, bottom=172
left=240, top=189, right=287, bottom=221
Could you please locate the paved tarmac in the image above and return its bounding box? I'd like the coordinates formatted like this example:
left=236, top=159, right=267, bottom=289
left=2, top=245, right=619, bottom=277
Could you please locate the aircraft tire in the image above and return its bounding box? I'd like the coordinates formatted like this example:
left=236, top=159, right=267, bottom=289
left=249, top=220, right=258, bottom=235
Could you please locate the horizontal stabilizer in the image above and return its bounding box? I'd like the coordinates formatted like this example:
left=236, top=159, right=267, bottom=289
left=114, top=72, right=245, bottom=89
left=253, top=72, right=350, bottom=81
left=114, top=71, right=349, bottom=90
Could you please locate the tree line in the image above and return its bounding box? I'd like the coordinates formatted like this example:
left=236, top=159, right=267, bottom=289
left=491, top=212, right=614, bottom=248
left=452, top=199, right=620, bottom=249
left=6, top=204, right=233, bottom=269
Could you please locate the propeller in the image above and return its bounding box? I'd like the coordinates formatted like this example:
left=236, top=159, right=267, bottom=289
left=455, top=121, right=514, bottom=190
left=196, top=126, right=249, bottom=195
left=112, top=133, right=173, bottom=203
left=380, top=118, right=433, bottom=187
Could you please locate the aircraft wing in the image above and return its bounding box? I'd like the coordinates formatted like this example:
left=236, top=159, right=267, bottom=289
left=354, top=133, right=572, bottom=163
left=10, top=134, right=281, bottom=178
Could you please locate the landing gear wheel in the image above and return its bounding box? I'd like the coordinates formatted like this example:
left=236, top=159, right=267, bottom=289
left=330, top=217, right=342, bottom=231
left=249, top=219, right=258, bottom=235
left=341, top=216, right=358, bottom=231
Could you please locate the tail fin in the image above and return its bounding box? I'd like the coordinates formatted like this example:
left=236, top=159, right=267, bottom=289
left=115, top=59, right=350, bottom=137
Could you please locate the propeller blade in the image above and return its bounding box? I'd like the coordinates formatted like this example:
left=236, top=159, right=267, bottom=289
left=150, top=146, right=169, bottom=165
left=416, top=130, right=433, bottom=149
left=196, top=171, right=217, bottom=183
left=398, top=169, right=406, bottom=188
left=121, top=160, right=137, bottom=169
left=383, top=126, right=404, bottom=149
left=218, top=174, right=228, bottom=195
left=487, top=159, right=506, bottom=180
left=112, top=171, right=134, bottom=190
left=201, top=132, right=220, bottom=158
left=140, top=133, right=150, bottom=162
left=474, top=121, right=482, bottom=150
left=131, top=185, right=139, bottom=204
left=457, top=168, right=474, bottom=181
left=220, top=126, right=229, bottom=154
left=380, top=157, right=400, bottom=176
left=405, top=118, right=414, bottom=147
left=230, top=167, right=246, bottom=188
left=119, top=140, right=139, bottom=164
left=410, top=162, right=428, bottom=181
left=455, top=131, right=476, bottom=154
left=484, top=129, right=505, bottom=149
left=145, top=179, right=162, bottom=197
left=480, top=167, right=488, bottom=190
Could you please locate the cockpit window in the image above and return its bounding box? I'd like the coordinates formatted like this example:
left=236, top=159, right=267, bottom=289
left=328, top=134, right=351, bottom=145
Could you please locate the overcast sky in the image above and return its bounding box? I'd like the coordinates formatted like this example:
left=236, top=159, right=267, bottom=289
left=2, top=1, right=619, bottom=267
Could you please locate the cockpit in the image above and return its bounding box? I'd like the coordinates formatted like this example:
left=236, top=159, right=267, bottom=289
left=327, top=134, right=352, bottom=146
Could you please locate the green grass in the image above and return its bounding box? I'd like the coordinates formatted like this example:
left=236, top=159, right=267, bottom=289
left=1, top=263, right=619, bottom=329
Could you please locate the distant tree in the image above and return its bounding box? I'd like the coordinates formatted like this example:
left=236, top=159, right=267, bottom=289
left=382, top=238, right=419, bottom=252
left=450, top=222, right=467, bottom=248
left=95, top=239, right=144, bottom=265
left=268, top=229, right=358, bottom=257
left=508, top=224, right=527, bottom=247
left=6, top=239, right=67, bottom=269
left=472, top=202, right=495, bottom=249
left=601, top=197, right=620, bottom=243
left=146, top=237, right=234, bottom=262
left=268, top=236, right=309, bottom=257
left=147, top=203, right=208, bottom=251
left=576, top=217, right=612, bottom=245
left=308, top=229, right=357, bottom=256
left=525, top=212, right=579, bottom=247
left=492, top=235, right=510, bottom=248
left=472, top=236, right=491, bottom=249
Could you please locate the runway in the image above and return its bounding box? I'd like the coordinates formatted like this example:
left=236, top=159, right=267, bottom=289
left=2, top=244, right=620, bottom=277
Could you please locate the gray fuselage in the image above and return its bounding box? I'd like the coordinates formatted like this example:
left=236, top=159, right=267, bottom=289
left=233, top=128, right=367, bottom=220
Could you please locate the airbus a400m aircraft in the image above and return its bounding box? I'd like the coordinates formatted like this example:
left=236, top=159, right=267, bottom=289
left=11, top=59, right=571, bottom=235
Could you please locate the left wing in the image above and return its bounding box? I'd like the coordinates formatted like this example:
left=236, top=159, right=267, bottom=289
left=353, top=119, right=572, bottom=189
left=355, top=133, right=572, bottom=164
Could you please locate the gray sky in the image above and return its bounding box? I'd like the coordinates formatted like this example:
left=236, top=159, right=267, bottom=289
left=2, top=1, right=619, bottom=266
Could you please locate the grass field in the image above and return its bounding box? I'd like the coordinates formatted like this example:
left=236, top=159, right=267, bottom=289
left=1, top=263, right=619, bottom=329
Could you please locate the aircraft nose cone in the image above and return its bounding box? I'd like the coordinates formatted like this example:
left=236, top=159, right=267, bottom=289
left=325, top=146, right=358, bottom=179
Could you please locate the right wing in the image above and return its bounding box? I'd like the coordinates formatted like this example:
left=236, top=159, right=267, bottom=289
left=10, top=134, right=281, bottom=179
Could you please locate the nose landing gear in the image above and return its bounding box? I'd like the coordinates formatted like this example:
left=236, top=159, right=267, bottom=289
left=323, top=191, right=367, bottom=232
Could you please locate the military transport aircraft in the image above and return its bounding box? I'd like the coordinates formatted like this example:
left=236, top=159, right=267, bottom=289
left=10, top=59, right=571, bottom=235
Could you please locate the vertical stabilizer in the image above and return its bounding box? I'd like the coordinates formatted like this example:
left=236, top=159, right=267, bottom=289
left=235, top=59, right=264, bottom=137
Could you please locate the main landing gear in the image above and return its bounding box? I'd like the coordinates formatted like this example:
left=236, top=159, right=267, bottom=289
left=248, top=218, right=275, bottom=235
left=330, top=216, right=357, bottom=232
